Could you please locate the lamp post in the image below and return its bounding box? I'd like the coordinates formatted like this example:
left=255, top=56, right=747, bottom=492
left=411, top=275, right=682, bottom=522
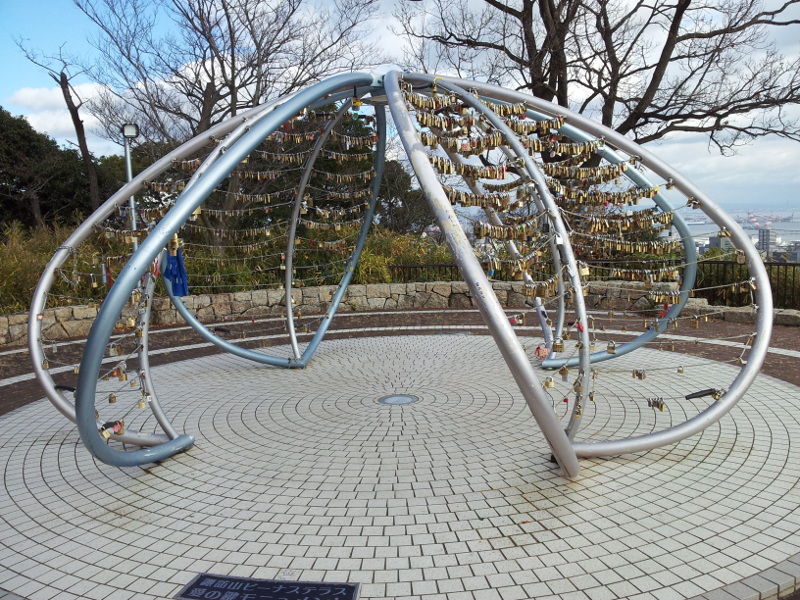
left=121, top=123, right=140, bottom=249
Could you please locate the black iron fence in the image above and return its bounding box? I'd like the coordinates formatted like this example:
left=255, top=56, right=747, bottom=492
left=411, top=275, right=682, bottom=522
left=387, top=261, right=800, bottom=310
left=388, top=264, right=462, bottom=283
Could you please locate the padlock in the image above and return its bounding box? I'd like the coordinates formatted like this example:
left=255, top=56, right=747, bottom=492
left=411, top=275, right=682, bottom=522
left=562, top=329, right=571, bottom=340
left=118, top=371, right=128, bottom=382
left=137, top=397, right=147, bottom=409
left=73, top=366, right=80, bottom=374
left=573, top=380, right=582, bottom=393
left=126, top=316, right=137, bottom=328
left=108, top=393, right=117, bottom=404
left=100, top=427, right=111, bottom=440
left=543, top=376, right=555, bottom=389
left=691, top=317, right=699, bottom=329
left=607, top=341, right=617, bottom=354
left=552, top=338, right=565, bottom=353
left=559, top=365, right=569, bottom=382
left=677, top=365, right=684, bottom=374
left=41, top=359, right=49, bottom=370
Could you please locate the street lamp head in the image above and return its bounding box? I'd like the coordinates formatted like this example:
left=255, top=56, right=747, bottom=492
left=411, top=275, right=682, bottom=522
left=121, top=123, right=139, bottom=139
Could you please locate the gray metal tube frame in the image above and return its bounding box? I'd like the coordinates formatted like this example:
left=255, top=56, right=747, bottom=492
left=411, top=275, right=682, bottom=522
left=433, top=76, right=772, bottom=457
left=541, top=122, right=698, bottom=368
left=412, top=75, right=593, bottom=440
left=28, top=99, right=281, bottom=432
left=73, top=72, right=376, bottom=466
left=163, top=95, right=387, bottom=368
left=385, top=70, right=581, bottom=477
left=284, top=102, right=355, bottom=360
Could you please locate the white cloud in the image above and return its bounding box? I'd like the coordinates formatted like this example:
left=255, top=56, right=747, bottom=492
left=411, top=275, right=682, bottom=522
left=5, top=83, right=120, bottom=156
left=7, top=82, right=107, bottom=112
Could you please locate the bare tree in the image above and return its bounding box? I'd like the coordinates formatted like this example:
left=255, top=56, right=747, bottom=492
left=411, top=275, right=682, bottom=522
left=395, top=0, right=800, bottom=153
left=16, top=45, right=103, bottom=210
left=75, top=0, right=382, bottom=145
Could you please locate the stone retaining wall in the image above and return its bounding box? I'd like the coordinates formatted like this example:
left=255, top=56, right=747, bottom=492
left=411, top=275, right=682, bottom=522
left=3, top=280, right=798, bottom=346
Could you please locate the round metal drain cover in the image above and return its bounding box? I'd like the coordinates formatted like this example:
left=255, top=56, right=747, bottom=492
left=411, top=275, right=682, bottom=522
left=378, top=394, right=419, bottom=406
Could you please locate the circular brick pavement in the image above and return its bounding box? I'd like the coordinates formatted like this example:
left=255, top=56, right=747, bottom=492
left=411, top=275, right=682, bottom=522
left=1, top=335, right=799, bottom=599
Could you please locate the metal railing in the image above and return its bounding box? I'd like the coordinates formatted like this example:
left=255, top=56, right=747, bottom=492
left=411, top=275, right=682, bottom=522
left=387, top=260, right=800, bottom=310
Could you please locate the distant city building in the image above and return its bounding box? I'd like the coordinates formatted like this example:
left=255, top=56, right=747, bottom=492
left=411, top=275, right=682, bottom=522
left=757, top=228, right=777, bottom=252
left=709, top=236, right=735, bottom=252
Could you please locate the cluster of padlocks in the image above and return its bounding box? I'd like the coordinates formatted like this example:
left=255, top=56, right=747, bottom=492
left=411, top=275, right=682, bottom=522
left=27, top=71, right=771, bottom=477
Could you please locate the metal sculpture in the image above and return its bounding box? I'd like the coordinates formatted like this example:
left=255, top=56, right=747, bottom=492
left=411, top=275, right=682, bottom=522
left=29, top=70, right=772, bottom=477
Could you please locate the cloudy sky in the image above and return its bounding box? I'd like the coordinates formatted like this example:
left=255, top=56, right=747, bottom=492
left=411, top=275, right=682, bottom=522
left=1, top=0, right=798, bottom=213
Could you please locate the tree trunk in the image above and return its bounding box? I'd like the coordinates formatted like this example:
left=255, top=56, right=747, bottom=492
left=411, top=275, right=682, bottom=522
left=57, top=71, right=101, bottom=211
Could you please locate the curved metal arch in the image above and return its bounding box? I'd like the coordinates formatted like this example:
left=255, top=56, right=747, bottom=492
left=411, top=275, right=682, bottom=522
left=539, top=121, right=699, bottom=369
left=384, top=70, right=582, bottom=478
left=27, top=98, right=288, bottom=445
left=428, top=75, right=772, bottom=457
left=164, top=102, right=389, bottom=368
left=411, top=74, right=592, bottom=440
left=73, top=72, right=377, bottom=467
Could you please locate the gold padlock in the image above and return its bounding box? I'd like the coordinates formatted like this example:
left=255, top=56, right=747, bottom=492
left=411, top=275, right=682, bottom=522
left=544, top=376, right=555, bottom=389
left=607, top=341, right=617, bottom=354
left=677, top=365, right=684, bottom=374
left=552, top=338, right=565, bottom=353
left=118, top=371, right=128, bottom=382
left=108, top=393, right=117, bottom=404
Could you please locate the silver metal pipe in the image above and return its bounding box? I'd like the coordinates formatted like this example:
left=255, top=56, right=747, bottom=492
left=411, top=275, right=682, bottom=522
left=384, top=70, right=580, bottom=477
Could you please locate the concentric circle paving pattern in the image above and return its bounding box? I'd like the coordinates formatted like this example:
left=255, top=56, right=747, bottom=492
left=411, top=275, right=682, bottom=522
left=1, top=335, right=799, bottom=600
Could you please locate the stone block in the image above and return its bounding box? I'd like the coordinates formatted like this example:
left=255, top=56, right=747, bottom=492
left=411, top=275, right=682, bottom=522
left=0, top=316, right=8, bottom=337
left=367, top=283, right=390, bottom=299
left=152, top=297, right=172, bottom=311
left=449, top=293, right=472, bottom=309
left=9, top=323, right=28, bottom=342
left=396, top=294, right=412, bottom=309
left=302, top=289, right=320, bottom=304
left=210, top=293, right=232, bottom=305
left=723, top=307, right=756, bottom=324
left=430, top=283, right=451, bottom=298
left=775, top=309, right=800, bottom=326
left=212, top=302, right=232, bottom=317
left=385, top=298, right=398, bottom=310
left=451, top=281, right=470, bottom=295
left=390, top=283, right=407, bottom=295
left=492, top=281, right=512, bottom=291
left=233, top=291, right=252, bottom=302
left=494, top=290, right=508, bottom=305
left=194, top=294, right=211, bottom=309
left=72, top=306, right=99, bottom=320
left=422, top=292, right=449, bottom=309
left=367, top=297, right=386, bottom=309
left=348, top=284, right=367, bottom=297
left=318, top=286, right=334, bottom=303
left=54, top=307, right=73, bottom=321
left=43, top=323, right=66, bottom=339
left=267, top=289, right=285, bottom=306
left=349, top=296, right=370, bottom=311
left=251, top=289, right=268, bottom=304
left=230, top=301, right=252, bottom=315
left=61, top=320, right=92, bottom=338
left=8, top=313, right=28, bottom=326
